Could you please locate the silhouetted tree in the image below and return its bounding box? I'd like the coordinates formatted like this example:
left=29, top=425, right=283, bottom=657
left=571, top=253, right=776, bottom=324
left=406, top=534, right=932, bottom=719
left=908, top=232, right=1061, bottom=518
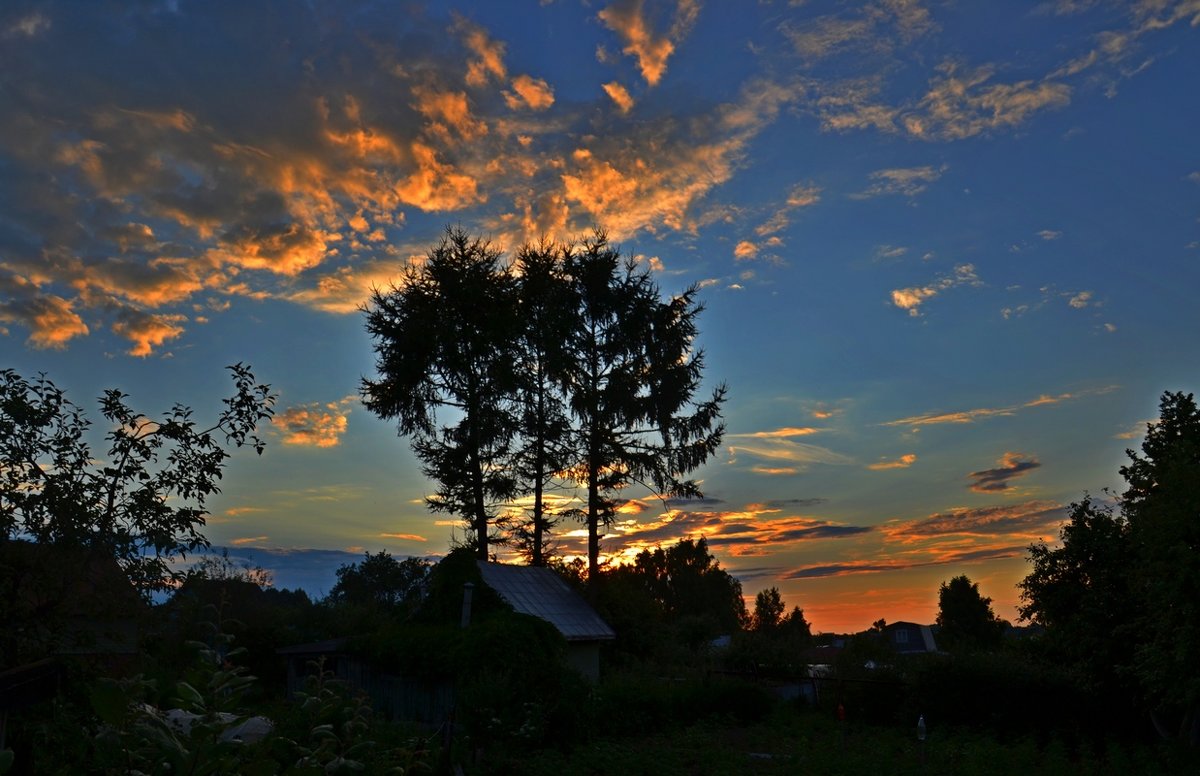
left=614, top=538, right=747, bottom=640
left=936, top=574, right=1005, bottom=651
left=1122, top=392, right=1200, bottom=739
left=1021, top=391, right=1200, bottom=743
left=0, top=364, right=274, bottom=597
left=780, top=605, right=812, bottom=642
left=752, top=587, right=785, bottom=632
left=509, top=240, right=578, bottom=565
left=564, top=232, right=726, bottom=581
left=362, top=228, right=521, bottom=559
left=1019, top=497, right=1133, bottom=693
left=327, top=550, right=431, bottom=612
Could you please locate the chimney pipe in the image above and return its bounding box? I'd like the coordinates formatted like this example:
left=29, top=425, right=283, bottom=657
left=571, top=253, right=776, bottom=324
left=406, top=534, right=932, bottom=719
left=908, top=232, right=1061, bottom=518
left=460, top=582, right=475, bottom=629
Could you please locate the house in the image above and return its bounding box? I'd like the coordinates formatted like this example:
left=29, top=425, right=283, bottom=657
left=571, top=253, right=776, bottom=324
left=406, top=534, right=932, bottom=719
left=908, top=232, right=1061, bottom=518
left=881, top=621, right=939, bottom=654
left=277, top=636, right=456, bottom=724
left=476, top=561, right=615, bottom=682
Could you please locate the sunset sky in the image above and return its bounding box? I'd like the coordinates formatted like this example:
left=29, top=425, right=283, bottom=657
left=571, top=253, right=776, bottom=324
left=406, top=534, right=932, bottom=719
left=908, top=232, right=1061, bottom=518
left=3, top=0, right=1199, bottom=632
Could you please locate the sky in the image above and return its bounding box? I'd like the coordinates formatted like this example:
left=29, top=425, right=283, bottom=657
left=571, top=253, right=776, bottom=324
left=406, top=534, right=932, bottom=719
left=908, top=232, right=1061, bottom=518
left=2, top=0, right=1199, bottom=633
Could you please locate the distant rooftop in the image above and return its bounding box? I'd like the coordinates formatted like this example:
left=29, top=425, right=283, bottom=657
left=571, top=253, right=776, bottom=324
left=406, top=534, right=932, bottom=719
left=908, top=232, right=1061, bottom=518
left=477, top=561, right=615, bottom=642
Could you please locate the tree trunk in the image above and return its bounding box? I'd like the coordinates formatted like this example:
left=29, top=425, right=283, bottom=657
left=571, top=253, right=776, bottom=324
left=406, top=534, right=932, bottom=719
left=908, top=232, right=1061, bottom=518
left=469, top=442, right=488, bottom=561
left=587, top=447, right=600, bottom=590
left=531, top=384, right=546, bottom=566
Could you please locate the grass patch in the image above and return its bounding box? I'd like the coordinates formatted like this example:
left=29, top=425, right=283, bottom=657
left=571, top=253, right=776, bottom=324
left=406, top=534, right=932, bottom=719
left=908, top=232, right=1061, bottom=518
left=478, top=704, right=1200, bottom=775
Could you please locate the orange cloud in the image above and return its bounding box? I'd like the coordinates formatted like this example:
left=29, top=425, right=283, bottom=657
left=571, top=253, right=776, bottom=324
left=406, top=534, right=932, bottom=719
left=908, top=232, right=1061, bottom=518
left=890, top=264, right=979, bottom=317
left=598, top=0, right=699, bottom=87
left=602, top=81, right=636, bottom=113
left=867, top=453, right=917, bottom=471
left=218, top=223, right=334, bottom=276
left=230, top=536, right=269, bottom=546
left=616, top=498, right=651, bottom=515
left=883, top=386, right=1118, bottom=427
left=882, top=500, right=1066, bottom=543
left=224, top=506, right=268, bottom=517
left=733, top=240, right=758, bottom=260
left=380, top=532, right=428, bottom=542
left=394, top=142, right=481, bottom=211
left=272, top=396, right=357, bottom=448
left=751, top=466, right=799, bottom=476
left=565, top=502, right=873, bottom=560
left=411, top=86, right=488, bottom=142
left=454, top=15, right=508, bottom=87
left=0, top=284, right=90, bottom=350
left=784, top=544, right=1027, bottom=579
left=505, top=75, right=555, bottom=111
left=111, top=309, right=186, bottom=357
left=730, top=427, right=822, bottom=439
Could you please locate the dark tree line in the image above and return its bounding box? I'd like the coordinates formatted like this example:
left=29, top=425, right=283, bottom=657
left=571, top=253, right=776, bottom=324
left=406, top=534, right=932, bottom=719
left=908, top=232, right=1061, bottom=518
left=362, top=228, right=726, bottom=578
left=1019, top=391, right=1200, bottom=744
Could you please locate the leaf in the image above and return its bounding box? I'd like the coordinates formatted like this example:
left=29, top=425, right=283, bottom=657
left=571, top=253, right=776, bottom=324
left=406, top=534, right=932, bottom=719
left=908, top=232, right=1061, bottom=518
left=89, top=679, right=130, bottom=726
left=176, top=681, right=205, bottom=709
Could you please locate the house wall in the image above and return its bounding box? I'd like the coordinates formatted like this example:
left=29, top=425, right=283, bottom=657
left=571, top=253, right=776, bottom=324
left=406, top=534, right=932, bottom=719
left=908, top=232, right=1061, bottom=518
left=566, top=642, right=601, bottom=682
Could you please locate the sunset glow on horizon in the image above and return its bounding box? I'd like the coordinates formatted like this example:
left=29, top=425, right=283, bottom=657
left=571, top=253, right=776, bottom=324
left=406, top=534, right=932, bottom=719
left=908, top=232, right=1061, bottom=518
left=3, top=0, right=1198, bottom=634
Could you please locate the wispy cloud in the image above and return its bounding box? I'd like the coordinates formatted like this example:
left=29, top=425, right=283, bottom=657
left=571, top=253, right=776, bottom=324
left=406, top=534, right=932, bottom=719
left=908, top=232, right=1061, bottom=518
left=783, top=545, right=1028, bottom=579
left=882, top=386, right=1117, bottom=428
left=852, top=165, right=946, bottom=199
left=867, top=453, right=917, bottom=471
left=1067, top=290, right=1093, bottom=309
left=1114, top=418, right=1154, bottom=440
left=884, top=499, right=1066, bottom=542
left=890, top=263, right=980, bottom=317
left=752, top=465, right=800, bottom=475
left=728, top=438, right=853, bottom=469
left=729, top=426, right=823, bottom=439
left=3, top=12, right=51, bottom=38
left=380, top=532, right=428, bottom=542
left=967, top=452, right=1041, bottom=493
left=902, top=62, right=1071, bottom=140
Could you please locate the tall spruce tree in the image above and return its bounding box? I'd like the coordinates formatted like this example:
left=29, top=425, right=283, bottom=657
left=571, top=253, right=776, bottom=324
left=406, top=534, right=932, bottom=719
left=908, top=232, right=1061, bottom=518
left=361, top=227, right=520, bottom=560
left=564, top=232, right=726, bottom=582
left=510, top=240, right=577, bottom=565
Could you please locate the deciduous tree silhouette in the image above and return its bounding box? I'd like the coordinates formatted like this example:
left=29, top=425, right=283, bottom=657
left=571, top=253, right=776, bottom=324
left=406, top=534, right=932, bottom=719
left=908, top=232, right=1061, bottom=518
left=1020, top=391, right=1200, bottom=743
left=936, top=574, right=1005, bottom=651
left=752, top=587, right=786, bottom=632
left=0, top=364, right=274, bottom=597
left=327, top=550, right=431, bottom=612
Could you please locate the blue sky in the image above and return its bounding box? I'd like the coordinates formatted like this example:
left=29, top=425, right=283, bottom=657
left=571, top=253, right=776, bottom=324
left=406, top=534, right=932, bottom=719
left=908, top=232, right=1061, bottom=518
left=2, top=0, right=1198, bottom=631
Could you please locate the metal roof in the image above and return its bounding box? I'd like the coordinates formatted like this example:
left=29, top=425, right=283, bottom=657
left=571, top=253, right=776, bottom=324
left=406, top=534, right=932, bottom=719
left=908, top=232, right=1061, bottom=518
left=477, top=561, right=616, bottom=642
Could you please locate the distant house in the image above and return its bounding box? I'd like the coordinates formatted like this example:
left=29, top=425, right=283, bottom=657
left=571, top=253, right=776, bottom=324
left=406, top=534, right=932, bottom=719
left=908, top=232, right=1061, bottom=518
left=476, top=561, right=615, bottom=682
left=882, top=621, right=939, bottom=654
